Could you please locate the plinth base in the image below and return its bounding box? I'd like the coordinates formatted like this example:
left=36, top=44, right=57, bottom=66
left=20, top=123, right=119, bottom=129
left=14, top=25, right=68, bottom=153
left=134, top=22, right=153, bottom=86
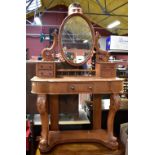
left=39, top=129, right=120, bottom=153
left=37, top=142, right=124, bottom=155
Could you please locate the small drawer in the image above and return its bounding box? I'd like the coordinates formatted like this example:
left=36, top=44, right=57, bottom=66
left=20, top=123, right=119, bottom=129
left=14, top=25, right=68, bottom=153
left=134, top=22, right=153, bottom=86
left=96, top=63, right=116, bottom=78
left=68, top=83, right=94, bottom=93
left=37, top=70, right=54, bottom=78
left=37, top=63, right=54, bottom=70
left=110, top=81, right=123, bottom=92
left=101, top=69, right=116, bottom=78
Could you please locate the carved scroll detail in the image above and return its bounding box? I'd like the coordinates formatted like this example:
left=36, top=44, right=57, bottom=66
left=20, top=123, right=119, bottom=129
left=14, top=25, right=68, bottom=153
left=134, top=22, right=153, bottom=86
left=41, top=30, right=58, bottom=61
left=94, top=31, right=110, bottom=62
left=36, top=94, right=49, bottom=151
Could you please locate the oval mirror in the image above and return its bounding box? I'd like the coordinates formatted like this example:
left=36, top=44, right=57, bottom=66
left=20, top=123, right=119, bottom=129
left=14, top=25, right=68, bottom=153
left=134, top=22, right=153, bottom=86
left=59, top=13, right=95, bottom=66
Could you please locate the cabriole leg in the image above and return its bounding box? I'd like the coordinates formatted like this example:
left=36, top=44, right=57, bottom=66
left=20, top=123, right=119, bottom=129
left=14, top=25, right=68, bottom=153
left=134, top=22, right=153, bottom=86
left=36, top=94, right=49, bottom=151
left=107, top=93, right=120, bottom=146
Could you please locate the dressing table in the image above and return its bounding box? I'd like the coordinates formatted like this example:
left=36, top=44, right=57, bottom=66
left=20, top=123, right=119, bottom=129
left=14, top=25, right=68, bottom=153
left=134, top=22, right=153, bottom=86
left=31, top=13, right=124, bottom=153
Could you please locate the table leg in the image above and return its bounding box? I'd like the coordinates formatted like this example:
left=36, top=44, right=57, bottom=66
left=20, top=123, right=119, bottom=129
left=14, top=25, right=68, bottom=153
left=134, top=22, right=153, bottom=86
left=107, top=93, right=120, bottom=145
left=36, top=94, right=49, bottom=151
left=50, top=95, right=59, bottom=130
left=93, top=94, right=102, bottom=129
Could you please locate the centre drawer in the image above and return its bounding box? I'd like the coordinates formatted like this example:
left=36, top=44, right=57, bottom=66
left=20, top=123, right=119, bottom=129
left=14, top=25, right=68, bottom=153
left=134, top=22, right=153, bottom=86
left=68, top=83, right=94, bottom=93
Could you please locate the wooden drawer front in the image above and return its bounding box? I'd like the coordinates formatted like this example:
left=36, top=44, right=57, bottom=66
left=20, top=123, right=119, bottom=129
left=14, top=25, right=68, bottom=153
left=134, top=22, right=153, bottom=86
left=110, top=81, right=123, bottom=93
left=49, top=83, right=68, bottom=93
left=96, top=63, right=116, bottom=78
left=37, top=70, right=54, bottom=78
left=36, top=63, right=55, bottom=78
left=94, top=82, right=111, bottom=93
left=101, top=68, right=116, bottom=78
left=68, top=83, right=94, bottom=93
left=37, top=63, right=54, bottom=70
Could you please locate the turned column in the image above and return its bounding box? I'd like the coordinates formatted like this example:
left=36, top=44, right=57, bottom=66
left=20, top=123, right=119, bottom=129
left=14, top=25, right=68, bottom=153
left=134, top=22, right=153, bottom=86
left=36, top=94, right=49, bottom=151
left=107, top=93, right=120, bottom=145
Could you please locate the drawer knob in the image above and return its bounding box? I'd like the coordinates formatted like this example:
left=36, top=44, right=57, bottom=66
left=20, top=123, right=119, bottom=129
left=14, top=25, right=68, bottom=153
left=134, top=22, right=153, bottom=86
left=70, top=86, right=75, bottom=90
left=88, top=86, right=92, bottom=89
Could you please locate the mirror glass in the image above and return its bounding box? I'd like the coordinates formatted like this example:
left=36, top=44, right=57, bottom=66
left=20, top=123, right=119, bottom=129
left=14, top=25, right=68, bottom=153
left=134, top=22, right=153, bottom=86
left=60, top=15, right=94, bottom=65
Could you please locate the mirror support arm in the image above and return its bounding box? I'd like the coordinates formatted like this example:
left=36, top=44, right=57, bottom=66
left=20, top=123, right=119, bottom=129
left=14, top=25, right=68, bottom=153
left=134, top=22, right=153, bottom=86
left=94, top=31, right=110, bottom=62
left=41, top=30, right=58, bottom=61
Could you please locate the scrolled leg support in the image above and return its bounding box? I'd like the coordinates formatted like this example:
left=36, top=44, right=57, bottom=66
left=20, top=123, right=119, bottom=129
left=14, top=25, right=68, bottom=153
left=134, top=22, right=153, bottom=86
left=36, top=94, right=50, bottom=152
left=107, top=93, right=121, bottom=147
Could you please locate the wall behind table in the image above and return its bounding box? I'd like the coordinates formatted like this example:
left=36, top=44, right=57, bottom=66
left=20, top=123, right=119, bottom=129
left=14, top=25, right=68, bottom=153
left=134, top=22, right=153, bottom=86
left=26, top=5, right=111, bottom=58
left=26, top=5, right=67, bottom=58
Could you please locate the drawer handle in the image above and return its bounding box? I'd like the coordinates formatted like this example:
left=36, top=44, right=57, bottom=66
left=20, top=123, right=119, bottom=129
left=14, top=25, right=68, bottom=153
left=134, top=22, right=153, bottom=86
left=70, top=86, right=75, bottom=90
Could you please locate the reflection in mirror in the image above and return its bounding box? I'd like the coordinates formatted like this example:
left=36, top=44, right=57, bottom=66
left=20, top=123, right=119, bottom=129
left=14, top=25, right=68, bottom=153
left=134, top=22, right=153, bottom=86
left=61, top=15, right=94, bottom=65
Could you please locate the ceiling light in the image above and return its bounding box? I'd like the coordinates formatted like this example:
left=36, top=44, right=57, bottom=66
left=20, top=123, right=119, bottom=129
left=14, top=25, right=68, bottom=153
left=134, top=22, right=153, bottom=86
left=83, top=40, right=88, bottom=43
left=107, top=20, right=120, bottom=29
left=34, top=16, right=42, bottom=25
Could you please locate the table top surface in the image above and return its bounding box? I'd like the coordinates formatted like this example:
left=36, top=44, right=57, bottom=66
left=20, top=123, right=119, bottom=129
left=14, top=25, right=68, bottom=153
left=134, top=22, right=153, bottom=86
left=31, top=76, right=123, bottom=83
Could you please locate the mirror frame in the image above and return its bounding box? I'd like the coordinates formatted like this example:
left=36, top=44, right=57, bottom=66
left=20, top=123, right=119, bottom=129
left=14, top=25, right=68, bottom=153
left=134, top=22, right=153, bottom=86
left=58, top=13, right=95, bottom=66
